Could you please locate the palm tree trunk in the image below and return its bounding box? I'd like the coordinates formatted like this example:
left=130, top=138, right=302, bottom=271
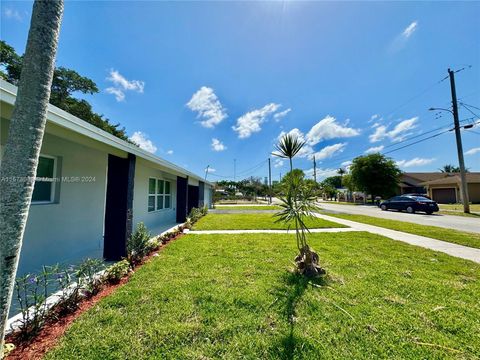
left=0, top=1, right=63, bottom=354
left=289, top=157, right=293, bottom=172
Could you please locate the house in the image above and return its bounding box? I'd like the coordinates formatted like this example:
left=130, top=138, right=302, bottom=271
left=398, top=172, right=480, bottom=203
left=0, top=79, right=213, bottom=276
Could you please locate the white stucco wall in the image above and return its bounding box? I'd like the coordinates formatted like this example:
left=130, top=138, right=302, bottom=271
left=132, top=158, right=178, bottom=235
left=0, top=126, right=109, bottom=275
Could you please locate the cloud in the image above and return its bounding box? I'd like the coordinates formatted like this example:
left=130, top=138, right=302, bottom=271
left=365, top=145, right=384, bottom=154
left=205, top=167, right=216, bottom=173
left=396, top=157, right=435, bottom=168
left=186, top=86, right=227, bottom=128
left=368, top=114, right=379, bottom=123
left=273, top=108, right=291, bottom=122
left=389, top=21, right=418, bottom=52
left=274, top=159, right=284, bottom=168
left=311, top=143, right=347, bottom=161
left=304, top=167, right=339, bottom=180
left=341, top=160, right=352, bottom=168
left=4, top=8, right=22, bottom=21
left=166, top=150, right=174, bottom=155
left=402, top=21, right=418, bottom=39
left=305, top=115, right=360, bottom=145
left=465, top=147, right=480, bottom=156
left=369, top=117, right=418, bottom=143
left=233, top=103, right=280, bottom=138
left=106, top=69, right=145, bottom=102
left=130, top=131, right=157, bottom=153
left=211, top=138, right=227, bottom=152
left=276, top=128, right=314, bottom=158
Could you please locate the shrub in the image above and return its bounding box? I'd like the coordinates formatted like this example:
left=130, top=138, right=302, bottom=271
left=54, top=264, right=82, bottom=315
left=104, top=260, right=130, bottom=284
left=127, top=222, right=151, bottom=267
left=187, top=206, right=207, bottom=224
left=76, top=258, right=105, bottom=296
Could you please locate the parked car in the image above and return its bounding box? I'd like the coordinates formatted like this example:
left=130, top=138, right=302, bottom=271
left=379, top=195, right=439, bottom=214
left=402, top=193, right=431, bottom=199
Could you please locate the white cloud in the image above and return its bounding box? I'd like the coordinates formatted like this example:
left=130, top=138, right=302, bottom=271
left=130, top=131, right=157, bottom=153
left=305, top=115, right=360, bottom=145
left=211, top=138, right=227, bottom=152
left=396, top=157, right=435, bottom=168
left=402, top=21, right=418, bottom=39
left=186, top=86, right=227, bottom=128
left=304, top=167, right=339, bottom=180
left=365, top=145, right=384, bottom=154
left=105, top=87, right=125, bottom=102
left=106, top=69, right=145, bottom=102
left=4, top=8, right=22, bottom=21
left=311, top=143, right=347, bottom=161
left=233, top=103, right=280, bottom=138
left=166, top=150, right=174, bottom=155
left=341, top=160, right=352, bottom=168
left=369, top=117, right=418, bottom=143
left=368, top=114, right=379, bottom=123
left=273, top=108, right=291, bottom=122
left=276, top=128, right=313, bottom=158
left=205, top=167, right=216, bottom=173
left=465, top=147, right=480, bottom=156
left=274, top=159, right=284, bottom=168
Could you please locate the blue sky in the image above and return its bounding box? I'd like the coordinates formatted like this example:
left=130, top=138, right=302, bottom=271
left=2, top=1, right=479, bottom=181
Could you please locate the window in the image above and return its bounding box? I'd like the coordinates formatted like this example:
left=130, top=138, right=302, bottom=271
left=32, top=155, right=56, bottom=203
left=148, top=177, right=171, bottom=212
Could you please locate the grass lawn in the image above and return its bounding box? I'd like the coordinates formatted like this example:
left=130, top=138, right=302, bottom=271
left=440, top=204, right=480, bottom=212
left=46, top=232, right=480, bottom=359
left=323, top=213, right=480, bottom=249
left=193, top=213, right=346, bottom=230
left=438, top=210, right=480, bottom=218
left=214, top=205, right=282, bottom=210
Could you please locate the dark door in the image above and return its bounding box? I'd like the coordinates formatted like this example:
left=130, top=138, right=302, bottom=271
left=187, top=185, right=199, bottom=213
left=432, top=188, right=456, bottom=203
left=199, top=181, right=205, bottom=207
left=104, top=154, right=135, bottom=260
left=176, top=176, right=188, bottom=222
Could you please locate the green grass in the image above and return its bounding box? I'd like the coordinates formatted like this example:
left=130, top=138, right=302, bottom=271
left=214, top=205, right=282, bottom=210
left=46, top=232, right=480, bottom=359
left=323, top=213, right=480, bottom=249
left=193, top=213, right=346, bottom=230
left=439, top=210, right=480, bottom=218
left=440, top=204, right=480, bottom=212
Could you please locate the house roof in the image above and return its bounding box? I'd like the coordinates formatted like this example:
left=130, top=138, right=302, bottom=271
left=0, top=80, right=212, bottom=186
left=401, top=172, right=451, bottom=183
left=419, top=173, right=480, bottom=186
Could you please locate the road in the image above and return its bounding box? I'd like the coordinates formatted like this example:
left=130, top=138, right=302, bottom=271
left=317, top=201, right=480, bottom=234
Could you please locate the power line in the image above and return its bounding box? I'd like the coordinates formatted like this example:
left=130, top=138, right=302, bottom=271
left=383, top=129, right=451, bottom=155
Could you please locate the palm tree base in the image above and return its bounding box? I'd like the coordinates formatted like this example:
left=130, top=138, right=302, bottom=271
left=294, top=246, right=326, bottom=277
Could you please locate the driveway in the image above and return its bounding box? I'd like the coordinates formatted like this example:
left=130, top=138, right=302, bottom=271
left=317, top=201, right=480, bottom=234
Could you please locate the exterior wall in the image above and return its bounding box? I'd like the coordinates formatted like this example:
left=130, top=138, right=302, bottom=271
left=1, top=121, right=108, bottom=275
left=132, top=158, right=178, bottom=235
left=204, top=185, right=213, bottom=208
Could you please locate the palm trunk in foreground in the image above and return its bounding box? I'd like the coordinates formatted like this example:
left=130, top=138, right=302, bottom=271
left=0, top=1, right=63, bottom=355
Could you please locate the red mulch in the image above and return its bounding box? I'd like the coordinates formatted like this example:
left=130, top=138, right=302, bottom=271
left=5, top=232, right=184, bottom=359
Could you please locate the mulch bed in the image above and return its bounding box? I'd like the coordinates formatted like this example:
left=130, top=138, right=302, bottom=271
left=5, top=232, right=184, bottom=359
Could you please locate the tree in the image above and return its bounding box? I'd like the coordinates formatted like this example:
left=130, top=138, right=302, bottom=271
left=349, top=153, right=401, bottom=202
left=0, top=1, right=64, bottom=355
left=337, top=167, right=346, bottom=177
left=439, top=164, right=468, bottom=173
left=0, top=40, right=130, bottom=142
left=273, top=133, right=306, bottom=171
left=275, top=171, right=325, bottom=277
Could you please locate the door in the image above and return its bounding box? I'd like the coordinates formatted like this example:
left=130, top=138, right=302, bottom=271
left=103, top=154, right=135, bottom=260
left=199, top=181, right=205, bottom=208
left=432, top=188, right=456, bottom=204
left=187, top=185, right=199, bottom=214
left=176, top=176, right=188, bottom=222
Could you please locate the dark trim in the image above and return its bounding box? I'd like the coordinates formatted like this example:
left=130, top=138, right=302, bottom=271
left=125, top=153, right=136, bottom=241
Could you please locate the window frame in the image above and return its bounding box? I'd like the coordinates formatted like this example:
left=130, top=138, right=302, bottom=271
left=148, top=177, right=172, bottom=213
left=31, top=154, right=57, bottom=205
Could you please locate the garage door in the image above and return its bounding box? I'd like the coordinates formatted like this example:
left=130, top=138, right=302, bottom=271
left=432, top=188, right=456, bottom=204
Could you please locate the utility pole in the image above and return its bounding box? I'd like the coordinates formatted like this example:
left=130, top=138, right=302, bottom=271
left=233, top=158, right=236, bottom=182
left=268, top=157, right=272, bottom=204
left=204, top=165, right=209, bottom=181
left=313, top=155, right=317, bottom=183
left=448, top=68, right=470, bottom=213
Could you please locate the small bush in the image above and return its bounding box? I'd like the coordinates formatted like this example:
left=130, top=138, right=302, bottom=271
left=104, top=260, right=130, bottom=284
left=54, top=265, right=82, bottom=315
left=188, top=206, right=207, bottom=224
left=127, top=222, right=151, bottom=267
left=76, top=258, right=105, bottom=296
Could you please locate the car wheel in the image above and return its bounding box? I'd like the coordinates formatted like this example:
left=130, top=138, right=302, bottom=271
left=406, top=206, right=414, bottom=214
left=381, top=205, right=387, bottom=211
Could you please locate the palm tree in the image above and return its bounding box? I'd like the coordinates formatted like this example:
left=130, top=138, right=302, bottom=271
left=0, top=1, right=64, bottom=354
left=439, top=164, right=468, bottom=173
left=337, top=168, right=346, bottom=176
left=275, top=172, right=325, bottom=277
left=273, top=133, right=306, bottom=172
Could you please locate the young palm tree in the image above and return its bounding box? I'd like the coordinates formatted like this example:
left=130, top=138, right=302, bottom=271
left=273, top=133, right=306, bottom=171
left=0, top=1, right=64, bottom=354
left=275, top=172, right=325, bottom=277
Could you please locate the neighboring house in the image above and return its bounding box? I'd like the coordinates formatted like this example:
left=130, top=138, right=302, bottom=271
left=398, top=172, right=480, bottom=203
left=0, top=80, right=213, bottom=276
left=420, top=173, right=480, bottom=204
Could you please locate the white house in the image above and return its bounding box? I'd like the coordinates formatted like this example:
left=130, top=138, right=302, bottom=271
left=0, top=79, right=213, bottom=276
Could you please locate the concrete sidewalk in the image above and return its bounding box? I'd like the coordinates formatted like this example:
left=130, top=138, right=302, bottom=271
left=313, top=213, right=480, bottom=264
